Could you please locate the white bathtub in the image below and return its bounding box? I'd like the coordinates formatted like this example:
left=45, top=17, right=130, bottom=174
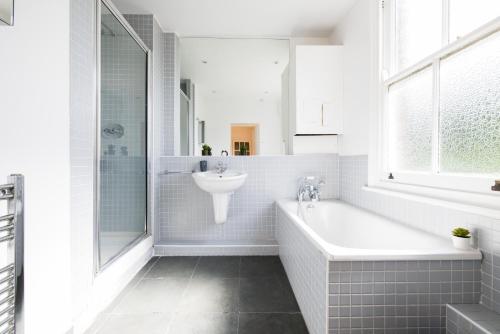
left=277, top=199, right=482, bottom=261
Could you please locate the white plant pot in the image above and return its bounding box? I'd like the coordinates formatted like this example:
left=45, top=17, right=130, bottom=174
left=452, top=236, right=471, bottom=250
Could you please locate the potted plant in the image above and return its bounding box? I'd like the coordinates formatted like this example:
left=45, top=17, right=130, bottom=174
left=240, top=145, right=248, bottom=156
left=201, top=144, right=212, bottom=156
left=451, top=227, right=471, bottom=250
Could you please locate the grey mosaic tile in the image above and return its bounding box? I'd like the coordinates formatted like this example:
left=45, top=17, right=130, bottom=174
left=328, top=260, right=481, bottom=332
left=446, top=304, right=500, bottom=334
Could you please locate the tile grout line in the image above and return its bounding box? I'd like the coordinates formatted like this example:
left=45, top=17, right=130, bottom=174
left=164, top=256, right=202, bottom=334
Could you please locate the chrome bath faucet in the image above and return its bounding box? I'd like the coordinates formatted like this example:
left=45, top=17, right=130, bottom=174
left=298, top=176, right=325, bottom=202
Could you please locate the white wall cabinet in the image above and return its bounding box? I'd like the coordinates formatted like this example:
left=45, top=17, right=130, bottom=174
left=291, top=45, right=344, bottom=135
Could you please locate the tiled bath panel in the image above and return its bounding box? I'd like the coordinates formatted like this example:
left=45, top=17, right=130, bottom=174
left=157, top=155, right=338, bottom=247
left=339, top=155, right=500, bottom=314
left=329, top=260, right=481, bottom=333
left=277, top=207, right=328, bottom=334
left=277, top=203, right=481, bottom=334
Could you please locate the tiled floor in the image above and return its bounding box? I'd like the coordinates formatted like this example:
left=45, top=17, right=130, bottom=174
left=87, top=256, right=309, bottom=334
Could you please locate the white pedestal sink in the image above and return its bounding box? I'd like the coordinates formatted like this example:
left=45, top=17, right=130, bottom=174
left=192, top=170, right=248, bottom=224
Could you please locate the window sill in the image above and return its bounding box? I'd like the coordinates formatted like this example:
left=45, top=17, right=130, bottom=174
left=363, top=182, right=500, bottom=220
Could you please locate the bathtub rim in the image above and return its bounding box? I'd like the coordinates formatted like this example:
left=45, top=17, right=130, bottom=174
left=277, top=199, right=483, bottom=262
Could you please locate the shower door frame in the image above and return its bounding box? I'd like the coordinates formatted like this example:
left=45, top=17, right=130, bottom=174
left=94, top=0, right=152, bottom=274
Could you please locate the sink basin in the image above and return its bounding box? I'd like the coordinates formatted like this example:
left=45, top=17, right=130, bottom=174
left=192, top=170, right=248, bottom=224
left=192, top=170, right=248, bottom=194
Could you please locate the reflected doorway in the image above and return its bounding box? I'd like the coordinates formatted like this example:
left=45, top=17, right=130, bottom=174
left=231, top=124, right=258, bottom=156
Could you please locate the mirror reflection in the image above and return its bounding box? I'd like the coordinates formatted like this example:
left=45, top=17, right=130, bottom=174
left=179, top=38, right=289, bottom=156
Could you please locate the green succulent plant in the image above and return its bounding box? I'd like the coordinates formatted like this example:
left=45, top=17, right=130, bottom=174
left=201, top=144, right=212, bottom=156
left=452, top=227, right=471, bottom=238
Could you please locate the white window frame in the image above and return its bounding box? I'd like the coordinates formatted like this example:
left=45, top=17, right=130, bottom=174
left=369, top=0, right=500, bottom=210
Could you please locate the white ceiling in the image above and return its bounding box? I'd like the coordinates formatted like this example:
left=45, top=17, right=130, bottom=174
left=113, top=0, right=358, bottom=37
left=180, top=38, right=289, bottom=100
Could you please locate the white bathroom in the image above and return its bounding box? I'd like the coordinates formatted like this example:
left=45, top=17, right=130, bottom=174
left=0, top=0, right=499, bottom=333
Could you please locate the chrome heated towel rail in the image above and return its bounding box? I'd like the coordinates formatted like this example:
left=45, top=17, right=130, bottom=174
left=0, top=175, right=24, bottom=334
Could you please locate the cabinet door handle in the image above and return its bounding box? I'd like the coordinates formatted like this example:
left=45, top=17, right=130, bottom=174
left=321, top=104, right=324, bottom=126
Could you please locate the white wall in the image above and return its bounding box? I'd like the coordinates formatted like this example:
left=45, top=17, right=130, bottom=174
left=0, top=0, right=72, bottom=332
left=197, top=95, right=283, bottom=156
left=1, top=2, right=155, bottom=333
left=330, top=0, right=372, bottom=156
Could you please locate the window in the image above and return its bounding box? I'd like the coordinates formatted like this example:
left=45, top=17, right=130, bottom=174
left=381, top=0, right=500, bottom=194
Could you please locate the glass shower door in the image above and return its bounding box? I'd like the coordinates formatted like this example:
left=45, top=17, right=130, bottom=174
left=98, top=2, right=148, bottom=269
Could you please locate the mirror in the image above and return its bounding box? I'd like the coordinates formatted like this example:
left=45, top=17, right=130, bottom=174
left=179, top=38, right=290, bottom=156
left=0, top=0, right=14, bottom=26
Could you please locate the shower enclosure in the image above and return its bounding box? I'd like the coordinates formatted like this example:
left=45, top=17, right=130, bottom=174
left=96, top=0, right=150, bottom=271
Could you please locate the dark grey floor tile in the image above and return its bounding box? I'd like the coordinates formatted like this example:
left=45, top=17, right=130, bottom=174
left=112, top=278, right=188, bottom=314
left=102, top=257, right=160, bottom=314
left=178, top=277, right=239, bottom=313
left=239, top=277, right=300, bottom=312
left=238, top=313, right=309, bottom=334
left=97, top=313, right=171, bottom=334
left=167, top=312, right=238, bottom=334
left=193, top=256, right=240, bottom=279
left=145, top=256, right=199, bottom=278
left=240, top=256, right=286, bottom=278
left=129, top=257, right=160, bottom=283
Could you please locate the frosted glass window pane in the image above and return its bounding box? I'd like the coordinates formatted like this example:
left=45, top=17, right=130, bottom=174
left=388, top=67, right=433, bottom=172
left=439, top=31, right=500, bottom=174
left=449, top=0, right=500, bottom=41
left=395, top=0, right=442, bottom=71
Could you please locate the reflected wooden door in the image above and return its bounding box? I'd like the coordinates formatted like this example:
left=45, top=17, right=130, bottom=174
left=231, top=124, right=257, bottom=156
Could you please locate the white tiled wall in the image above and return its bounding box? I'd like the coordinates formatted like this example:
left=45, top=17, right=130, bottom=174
left=163, top=33, right=179, bottom=156
left=277, top=207, right=328, bottom=334
left=339, top=155, right=500, bottom=313
left=70, top=0, right=96, bottom=322
left=123, top=15, right=165, bottom=244
left=123, top=15, right=153, bottom=50
left=157, top=155, right=339, bottom=244
left=152, top=20, right=166, bottom=244
left=125, top=16, right=178, bottom=159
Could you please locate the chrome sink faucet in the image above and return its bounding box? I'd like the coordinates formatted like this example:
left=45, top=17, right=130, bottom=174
left=215, top=161, right=228, bottom=174
left=298, top=176, right=325, bottom=202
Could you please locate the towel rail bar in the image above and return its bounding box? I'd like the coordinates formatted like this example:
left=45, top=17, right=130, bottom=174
left=0, top=175, right=24, bottom=333
left=0, top=215, right=14, bottom=223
